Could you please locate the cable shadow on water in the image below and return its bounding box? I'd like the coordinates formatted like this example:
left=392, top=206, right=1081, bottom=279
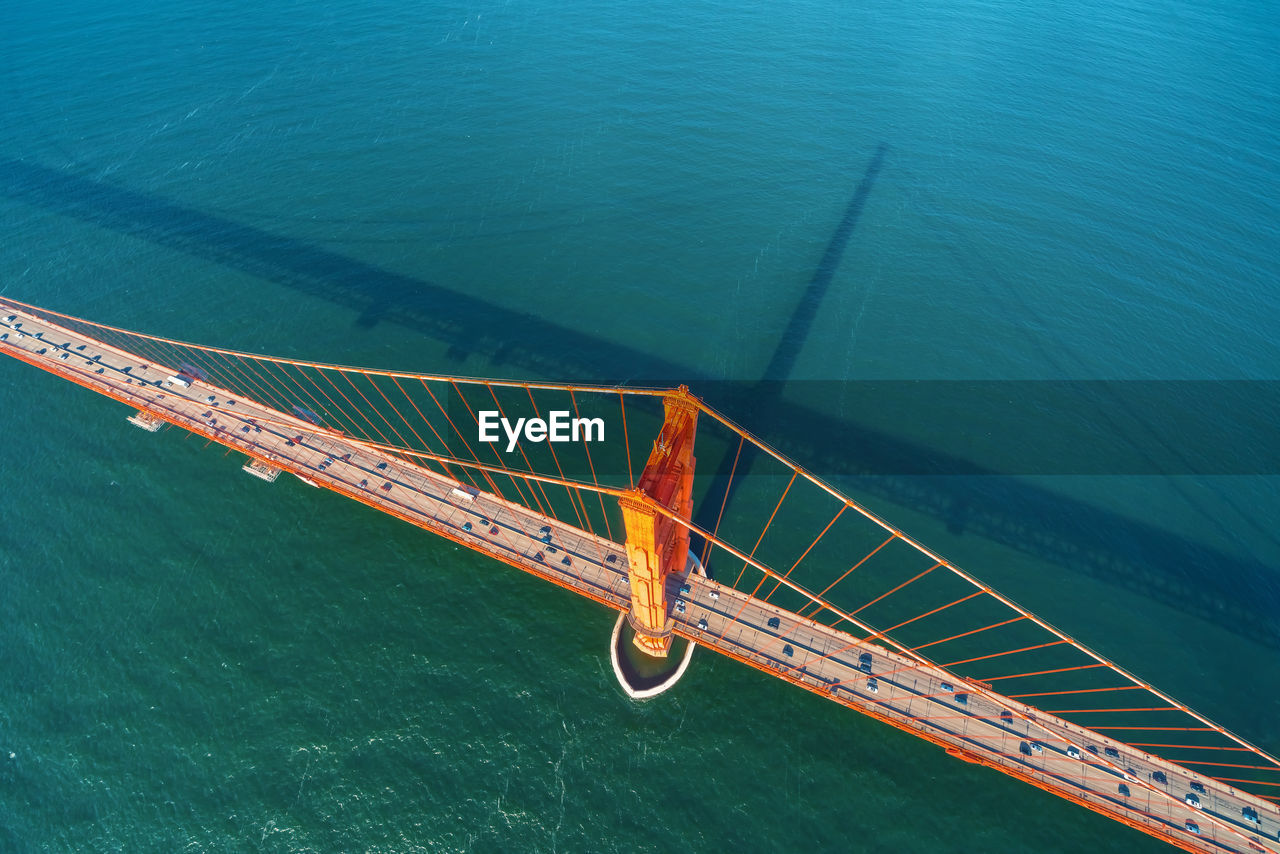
left=2, top=155, right=1277, bottom=649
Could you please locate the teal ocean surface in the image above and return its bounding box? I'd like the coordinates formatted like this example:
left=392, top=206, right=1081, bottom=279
left=1, top=0, right=1278, bottom=851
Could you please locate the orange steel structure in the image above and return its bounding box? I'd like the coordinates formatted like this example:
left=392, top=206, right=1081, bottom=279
left=3, top=296, right=1280, bottom=854
left=619, top=386, right=698, bottom=656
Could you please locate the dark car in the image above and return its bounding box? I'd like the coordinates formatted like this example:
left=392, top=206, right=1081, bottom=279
left=1189, top=781, right=1205, bottom=794
left=858, top=652, right=873, bottom=674
left=1152, top=771, right=1168, bottom=784
left=767, top=617, right=780, bottom=629
left=1104, top=747, right=1120, bottom=758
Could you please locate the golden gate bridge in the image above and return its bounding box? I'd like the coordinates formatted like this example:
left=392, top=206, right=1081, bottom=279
left=2, top=296, right=1278, bottom=853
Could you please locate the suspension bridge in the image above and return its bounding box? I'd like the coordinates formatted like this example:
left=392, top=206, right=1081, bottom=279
left=2, top=296, right=1278, bottom=853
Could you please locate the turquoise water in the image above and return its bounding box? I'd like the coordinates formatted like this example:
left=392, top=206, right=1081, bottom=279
left=1, top=0, right=1278, bottom=850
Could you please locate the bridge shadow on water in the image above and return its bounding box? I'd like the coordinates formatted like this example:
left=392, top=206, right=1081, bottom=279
left=3, top=155, right=1277, bottom=650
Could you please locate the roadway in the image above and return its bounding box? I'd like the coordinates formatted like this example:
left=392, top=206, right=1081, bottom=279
left=2, top=301, right=1276, bottom=854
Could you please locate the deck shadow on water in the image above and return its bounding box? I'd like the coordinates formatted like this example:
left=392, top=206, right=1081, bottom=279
left=2, top=156, right=1278, bottom=649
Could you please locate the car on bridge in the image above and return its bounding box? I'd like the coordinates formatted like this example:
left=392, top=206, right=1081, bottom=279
left=858, top=652, right=873, bottom=673
left=1185, top=793, right=1200, bottom=808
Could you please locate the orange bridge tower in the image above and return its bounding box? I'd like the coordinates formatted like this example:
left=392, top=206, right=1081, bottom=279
left=619, top=386, right=699, bottom=657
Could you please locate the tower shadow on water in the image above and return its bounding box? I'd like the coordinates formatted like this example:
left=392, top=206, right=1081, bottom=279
left=690, top=143, right=887, bottom=561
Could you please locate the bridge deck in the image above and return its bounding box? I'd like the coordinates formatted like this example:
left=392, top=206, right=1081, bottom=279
left=2, top=301, right=1277, bottom=854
